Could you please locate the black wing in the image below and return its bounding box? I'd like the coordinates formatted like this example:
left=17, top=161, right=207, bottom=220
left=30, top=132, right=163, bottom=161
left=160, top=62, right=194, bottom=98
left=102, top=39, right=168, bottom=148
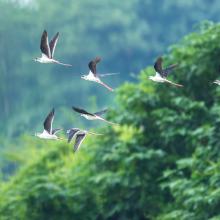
left=154, top=57, right=163, bottom=75
left=74, top=133, right=86, bottom=152
left=72, top=106, right=94, bottom=116
left=40, top=30, right=51, bottom=58
left=67, top=128, right=80, bottom=143
left=93, top=109, right=108, bottom=116
left=88, top=57, right=101, bottom=76
left=163, top=64, right=178, bottom=77
left=49, top=32, right=59, bottom=58
left=43, top=108, right=55, bottom=134
left=52, top=128, right=62, bottom=135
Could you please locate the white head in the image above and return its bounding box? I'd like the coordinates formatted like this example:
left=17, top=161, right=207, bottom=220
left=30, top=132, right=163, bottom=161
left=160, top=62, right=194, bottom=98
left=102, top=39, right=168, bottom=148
left=149, top=76, right=154, bottom=80
left=35, top=132, right=41, bottom=137
left=81, top=75, right=88, bottom=80
left=33, top=57, right=41, bottom=62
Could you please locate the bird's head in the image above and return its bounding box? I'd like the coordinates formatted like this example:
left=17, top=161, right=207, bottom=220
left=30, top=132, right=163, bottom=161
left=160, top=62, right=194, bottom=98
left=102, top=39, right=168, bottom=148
left=33, top=57, right=40, bottom=62
left=34, top=132, right=40, bottom=137
left=149, top=76, right=154, bottom=80
left=81, top=75, right=87, bottom=80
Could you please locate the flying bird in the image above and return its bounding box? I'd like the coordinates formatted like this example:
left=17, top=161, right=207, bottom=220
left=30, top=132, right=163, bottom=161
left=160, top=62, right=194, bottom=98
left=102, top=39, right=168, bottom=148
left=213, top=80, right=220, bottom=85
left=81, top=57, right=117, bottom=91
left=67, top=128, right=102, bottom=152
left=72, top=106, right=118, bottom=125
left=35, top=108, right=63, bottom=140
left=149, top=57, right=183, bottom=87
left=34, top=30, right=72, bottom=66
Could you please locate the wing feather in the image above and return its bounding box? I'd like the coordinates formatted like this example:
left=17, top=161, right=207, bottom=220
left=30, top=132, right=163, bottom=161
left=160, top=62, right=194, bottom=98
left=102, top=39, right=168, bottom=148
left=93, top=109, right=108, bottom=116
left=88, top=57, right=101, bottom=76
left=74, top=133, right=87, bottom=152
left=72, top=106, right=94, bottom=116
left=67, top=128, right=81, bottom=143
left=49, top=32, right=59, bottom=58
left=163, top=64, right=178, bottom=77
left=52, top=128, right=62, bottom=135
left=154, top=57, right=163, bottom=74
left=43, top=108, right=55, bottom=134
left=40, top=30, right=51, bottom=58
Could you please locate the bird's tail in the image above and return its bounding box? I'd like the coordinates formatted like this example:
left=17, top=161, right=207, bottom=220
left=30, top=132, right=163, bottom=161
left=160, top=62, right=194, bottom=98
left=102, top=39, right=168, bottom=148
left=164, top=79, right=183, bottom=87
left=53, top=59, right=72, bottom=67
left=97, top=116, right=119, bottom=126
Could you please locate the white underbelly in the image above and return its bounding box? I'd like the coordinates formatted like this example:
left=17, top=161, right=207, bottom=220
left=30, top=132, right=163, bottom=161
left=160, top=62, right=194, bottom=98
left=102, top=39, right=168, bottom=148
left=40, top=56, right=54, bottom=63
left=42, top=59, right=53, bottom=63
left=39, top=134, right=57, bottom=139
left=153, top=77, right=165, bottom=83
left=83, top=115, right=96, bottom=120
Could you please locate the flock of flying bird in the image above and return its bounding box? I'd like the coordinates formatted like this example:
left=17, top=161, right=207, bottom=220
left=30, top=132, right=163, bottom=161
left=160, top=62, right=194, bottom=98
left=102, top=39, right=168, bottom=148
left=34, top=29, right=212, bottom=152
left=34, top=30, right=120, bottom=151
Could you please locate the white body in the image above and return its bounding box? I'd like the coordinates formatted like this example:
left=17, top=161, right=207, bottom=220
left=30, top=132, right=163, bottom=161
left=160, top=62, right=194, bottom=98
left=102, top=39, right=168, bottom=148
left=149, top=72, right=183, bottom=87
left=149, top=72, right=165, bottom=83
left=34, top=54, right=54, bottom=63
left=34, top=54, right=72, bottom=66
left=35, top=130, right=59, bottom=140
left=81, top=71, right=100, bottom=82
left=81, top=114, right=96, bottom=120
left=81, top=71, right=114, bottom=91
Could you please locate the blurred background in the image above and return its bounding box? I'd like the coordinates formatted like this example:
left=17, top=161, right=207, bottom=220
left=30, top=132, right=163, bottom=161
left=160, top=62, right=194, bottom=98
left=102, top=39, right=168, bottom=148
left=1, top=0, right=220, bottom=138
left=1, top=0, right=220, bottom=219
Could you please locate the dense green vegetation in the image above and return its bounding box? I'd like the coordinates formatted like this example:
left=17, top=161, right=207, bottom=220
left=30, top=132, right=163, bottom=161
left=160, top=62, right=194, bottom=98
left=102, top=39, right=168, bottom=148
left=1, top=21, right=220, bottom=219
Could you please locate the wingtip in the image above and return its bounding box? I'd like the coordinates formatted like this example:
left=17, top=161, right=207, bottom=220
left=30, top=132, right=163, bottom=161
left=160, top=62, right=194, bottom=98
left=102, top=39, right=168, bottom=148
left=157, top=56, right=163, bottom=61
left=73, top=146, right=79, bottom=153
left=67, top=139, right=71, bottom=144
left=49, top=108, right=55, bottom=115
left=95, top=56, right=101, bottom=62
